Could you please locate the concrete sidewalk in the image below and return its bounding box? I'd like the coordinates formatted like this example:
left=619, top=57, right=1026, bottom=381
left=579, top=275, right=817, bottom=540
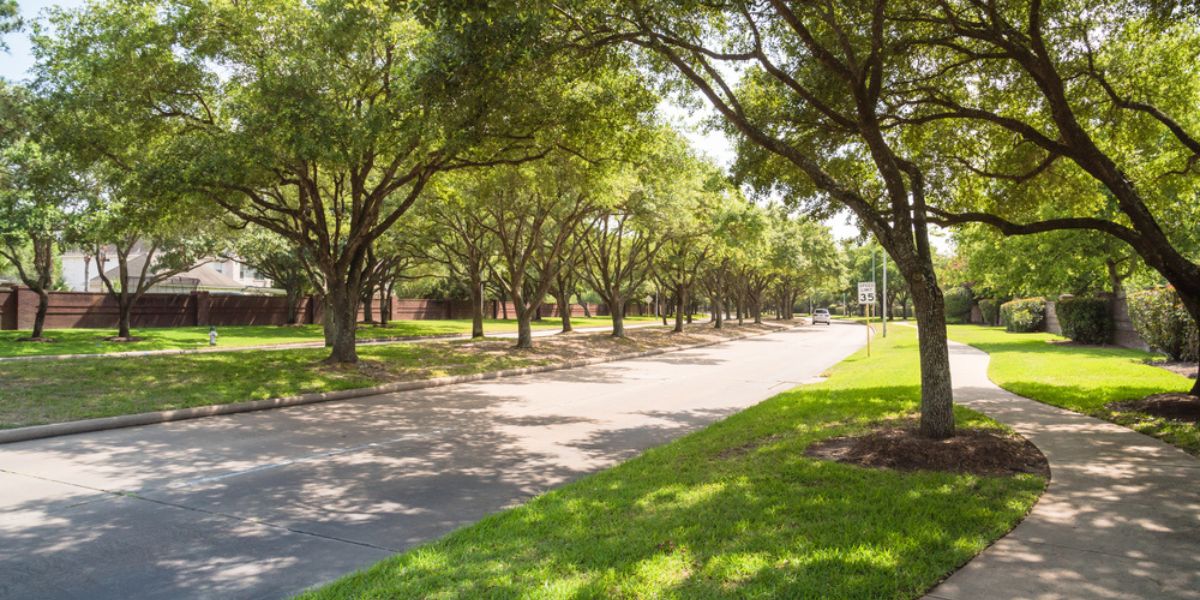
left=925, top=340, right=1200, bottom=600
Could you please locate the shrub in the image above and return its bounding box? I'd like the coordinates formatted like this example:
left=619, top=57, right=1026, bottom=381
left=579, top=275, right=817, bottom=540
left=1128, top=287, right=1199, bottom=362
left=1000, top=297, right=1045, bottom=333
left=978, top=298, right=1001, bottom=326
left=943, top=286, right=973, bottom=324
left=1055, top=296, right=1111, bottom=345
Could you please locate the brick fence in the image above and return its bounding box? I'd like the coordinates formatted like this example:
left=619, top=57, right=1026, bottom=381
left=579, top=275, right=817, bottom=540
left=0, top=287, right=626, bottom=330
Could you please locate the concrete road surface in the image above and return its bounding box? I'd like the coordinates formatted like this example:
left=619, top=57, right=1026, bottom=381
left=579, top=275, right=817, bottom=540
left=0, top=323, right=862, bottom=600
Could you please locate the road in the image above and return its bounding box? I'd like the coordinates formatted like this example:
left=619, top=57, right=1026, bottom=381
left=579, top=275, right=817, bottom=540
left=0, top=323, right=862, bottom=599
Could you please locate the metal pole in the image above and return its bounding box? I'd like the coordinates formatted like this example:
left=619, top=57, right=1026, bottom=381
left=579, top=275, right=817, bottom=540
left=882, top=251, right=888, bottom=337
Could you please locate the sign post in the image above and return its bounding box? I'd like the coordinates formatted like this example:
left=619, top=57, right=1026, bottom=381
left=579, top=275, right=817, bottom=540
left=858, top=282, right=876, bottom=356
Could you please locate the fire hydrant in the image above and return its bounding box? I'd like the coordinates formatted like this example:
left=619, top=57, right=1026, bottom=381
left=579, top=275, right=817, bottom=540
left=209, top=326, right=218, bottom=347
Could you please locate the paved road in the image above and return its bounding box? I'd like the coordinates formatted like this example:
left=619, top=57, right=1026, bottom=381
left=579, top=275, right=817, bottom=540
left=924, top=339, right=1200, bottom=600
left=0, top=323, right=862, bottom=599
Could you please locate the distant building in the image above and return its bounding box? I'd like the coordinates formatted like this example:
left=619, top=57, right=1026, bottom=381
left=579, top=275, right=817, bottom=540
left=60, top=245, right=275, bottom=294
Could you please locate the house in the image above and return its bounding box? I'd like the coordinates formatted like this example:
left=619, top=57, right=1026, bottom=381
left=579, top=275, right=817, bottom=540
left=60, top=245, right=275, bottom=294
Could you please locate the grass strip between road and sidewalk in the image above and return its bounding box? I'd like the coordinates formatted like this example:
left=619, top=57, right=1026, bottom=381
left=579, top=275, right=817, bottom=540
left=946, top=325, right=1198, bottom=455
left=0, top=316, right=666, bottom=358
left=0, top=322, right=748, bottom=430
left=298, top=325, right=1044, bottom=600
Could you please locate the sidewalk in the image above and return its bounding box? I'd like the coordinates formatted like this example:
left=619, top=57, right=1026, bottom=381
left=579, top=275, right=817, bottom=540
left=925, top=340, right=1200, bottom=599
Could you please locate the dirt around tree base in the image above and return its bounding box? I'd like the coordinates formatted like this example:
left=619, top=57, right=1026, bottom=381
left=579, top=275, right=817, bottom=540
left=103, top=336, right=145, bottom=343
left=806, top=423, right=1048, bottom=477
left=15, top=337, right=56, bottom=343
left=1109, top=393, right=1200, bottom=423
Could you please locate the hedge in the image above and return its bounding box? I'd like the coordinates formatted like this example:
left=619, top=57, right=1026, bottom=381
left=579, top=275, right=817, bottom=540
left=1055, top=296, right=1111, bottom=345
left=1000, top=297, right=1045, bottom=333
left=1128, top=287, right=1199, bottom=362
left=944, top=286, right=973, bottom=324
left=978, top=298, right=1001, bottom=326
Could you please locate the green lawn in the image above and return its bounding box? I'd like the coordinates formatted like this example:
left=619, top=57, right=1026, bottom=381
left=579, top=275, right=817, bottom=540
left=0, top=316, right=662, bottom=358
left=0, top=340, right=553, bottom=429
left=299, top=326, right=1043, bottom=600
left=947, top=325, right=1198, bottom=455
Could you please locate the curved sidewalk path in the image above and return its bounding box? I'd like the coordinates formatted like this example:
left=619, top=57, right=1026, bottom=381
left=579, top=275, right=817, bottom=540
left=925, top=340, right=1200, bottom=600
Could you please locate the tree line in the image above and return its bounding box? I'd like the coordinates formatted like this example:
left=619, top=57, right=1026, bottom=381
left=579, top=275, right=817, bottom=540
left=2, top=0, right=1198, bottom=439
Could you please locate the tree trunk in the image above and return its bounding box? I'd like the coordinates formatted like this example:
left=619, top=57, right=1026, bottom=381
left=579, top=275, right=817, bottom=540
left=31, top=289, right=49, bottom=339
left=324, top=287, right=359, bottom=363
left=470, top=279, right=485, bottom=338
left=712, top=296, right=724, bottom=329
left=117, top=290, right=133, bottom=339
left=674, top=289, right=686, bottom=333
left=753, top=297, right=763, bottom=324
left=582, top=301, right=592, bottom=318
left=379, top=286, right=391, bottom=326
left=558, top=292, right=573, bottom=333
left=362, top=293, right=374, bottom=326
left=609, top=292, right=626, bottom=337
left=910, top=277, right=955, bottom=439
left=516, top=310, right=534, bottom=349
left=285, top=287, right=301, bottom=325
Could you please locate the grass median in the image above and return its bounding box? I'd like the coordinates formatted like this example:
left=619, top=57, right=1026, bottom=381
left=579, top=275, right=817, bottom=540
left=946, top=325, right=1198, bottom=455
left=0, top=316, right=665, bottom=358
left=298, top=326, right=1044, bottom=600
left=0, top=322, right=759, bottom=430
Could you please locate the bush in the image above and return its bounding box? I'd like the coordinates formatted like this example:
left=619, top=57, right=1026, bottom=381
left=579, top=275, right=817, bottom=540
left=978, top=298, right=1001, bottom=326
left=943, top=286, right=973, bottom=324
left=1000, top=297, right=1045, bottom=333
left=1128, top=287, right=1199, bottom=362
left=1055, top=297, right=1111, bottom=345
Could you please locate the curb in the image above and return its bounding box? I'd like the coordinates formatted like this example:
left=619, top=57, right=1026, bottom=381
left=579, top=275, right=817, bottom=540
left=0, top=322, right=801, bottom=445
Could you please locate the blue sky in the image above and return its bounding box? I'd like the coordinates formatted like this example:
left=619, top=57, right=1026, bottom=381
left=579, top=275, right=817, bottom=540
left=1, top=0, right=83, bottom=81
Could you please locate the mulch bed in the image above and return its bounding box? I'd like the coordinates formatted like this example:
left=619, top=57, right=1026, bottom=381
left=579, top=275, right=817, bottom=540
left=806, top=424, right=1049, bottom=477
left=14, top=337, right=56, bottom=343
left=103, top=336, right=145, bottom=343
left=1108, top=393, right=1200, bottom=423
left=1147, top=360, right=1198, bottom=380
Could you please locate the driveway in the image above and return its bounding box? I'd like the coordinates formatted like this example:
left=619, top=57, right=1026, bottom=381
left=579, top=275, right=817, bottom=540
left=0, top=323, right=863, bottom=599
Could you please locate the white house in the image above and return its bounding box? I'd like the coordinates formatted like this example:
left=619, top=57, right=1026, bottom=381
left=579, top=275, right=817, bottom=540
left=60, top=245, right=276, bottom=294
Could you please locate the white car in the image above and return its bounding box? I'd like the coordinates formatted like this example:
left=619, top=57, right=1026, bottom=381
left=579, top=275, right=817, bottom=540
left=812, top=308, right=831, bottom=325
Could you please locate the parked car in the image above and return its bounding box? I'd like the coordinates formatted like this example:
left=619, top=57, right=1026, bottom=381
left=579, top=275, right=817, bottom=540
left=811, top=308, right=831, bottom=325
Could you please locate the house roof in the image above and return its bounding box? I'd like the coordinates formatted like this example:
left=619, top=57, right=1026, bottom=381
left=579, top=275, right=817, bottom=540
left=91, top=256, right=248, bottom=291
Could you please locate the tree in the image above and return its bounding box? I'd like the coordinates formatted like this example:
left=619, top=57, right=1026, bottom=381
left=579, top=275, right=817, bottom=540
left=768, top=211, right=841, bottom=321
left=579, top=149, right=680, bottom=337
left=234, top=227, right=315, bottom=326
left=482, top=153, right=602, bottom=348
left=903, top=1, right=1200, bottom=395
left=652, top=164, right=729, bottom=333
left=72, top=181, right=225, bottom=339
left=33, top=0, right=640, bottom=363
left=0, top=0, right=19, bottom=52
left=410, top=177, right=498, bottom=338
left=566, top=0, right=961, bottom=437
left=0, top=139, right=74, bottom=340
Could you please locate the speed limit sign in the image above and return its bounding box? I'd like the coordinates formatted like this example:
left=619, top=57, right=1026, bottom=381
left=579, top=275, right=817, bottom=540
left=858, top=281, right=876, bottom=304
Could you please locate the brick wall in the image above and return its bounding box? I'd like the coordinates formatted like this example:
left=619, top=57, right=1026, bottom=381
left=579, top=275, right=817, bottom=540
left=0, top=290, right=14, bottom=330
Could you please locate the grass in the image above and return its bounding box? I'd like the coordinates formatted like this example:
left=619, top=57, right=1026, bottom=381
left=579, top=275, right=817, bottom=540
left=298, top=326, right=1044, bottom=600
left=947, top=325, right=1199, bottom=455
left=0, top=316, right=663, bottom=358
left=0, top=340, right=551, bottom=429
left=0, top=322, right=741, bottom=429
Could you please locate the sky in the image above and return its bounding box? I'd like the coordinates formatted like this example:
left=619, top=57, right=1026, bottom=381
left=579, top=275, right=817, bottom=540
left=2, top=0, right=943, bottom=252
